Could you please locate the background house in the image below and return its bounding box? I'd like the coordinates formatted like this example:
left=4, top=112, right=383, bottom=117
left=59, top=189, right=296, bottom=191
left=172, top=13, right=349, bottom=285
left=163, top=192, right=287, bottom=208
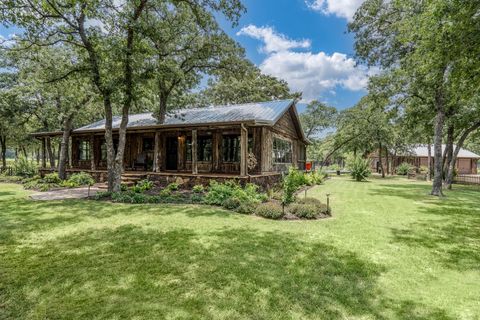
left=370, top=145, right=480, bottom=174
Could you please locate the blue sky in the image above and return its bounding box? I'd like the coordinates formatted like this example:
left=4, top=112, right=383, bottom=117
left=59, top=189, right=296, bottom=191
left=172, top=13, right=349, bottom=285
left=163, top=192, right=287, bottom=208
left=218, top=0, right=368, bottom=111
left=0, top=0, right=367, bottom=111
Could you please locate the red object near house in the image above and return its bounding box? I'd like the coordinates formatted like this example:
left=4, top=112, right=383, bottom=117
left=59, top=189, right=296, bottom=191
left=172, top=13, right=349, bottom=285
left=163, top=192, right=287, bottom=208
left=305, top=161, right=312, bottom=171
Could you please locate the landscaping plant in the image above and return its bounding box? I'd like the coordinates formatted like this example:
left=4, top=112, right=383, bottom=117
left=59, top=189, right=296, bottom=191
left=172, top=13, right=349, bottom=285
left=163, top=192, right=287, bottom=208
left=347, top=156, right=371, bottom=182
left=396, top=162, right=413, bottom=176
left=13, top=157, right=37, bottom=178
left=255, top=202, right=284, bottom=220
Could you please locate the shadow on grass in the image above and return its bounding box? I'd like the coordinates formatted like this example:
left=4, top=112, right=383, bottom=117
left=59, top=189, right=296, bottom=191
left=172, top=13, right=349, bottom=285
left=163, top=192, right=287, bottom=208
left=1, top=223, right=453, bottom=319
left=368, top=182, right=480, bottom=271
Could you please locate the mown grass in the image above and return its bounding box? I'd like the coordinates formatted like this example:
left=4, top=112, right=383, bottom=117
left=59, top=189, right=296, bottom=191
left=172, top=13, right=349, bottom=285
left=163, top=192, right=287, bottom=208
left=0, top=176, right=479, bottom=319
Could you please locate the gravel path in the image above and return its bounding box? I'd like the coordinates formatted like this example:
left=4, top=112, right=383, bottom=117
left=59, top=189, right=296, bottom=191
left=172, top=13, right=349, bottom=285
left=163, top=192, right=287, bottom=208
left=30, top=187, right=101, bottom=201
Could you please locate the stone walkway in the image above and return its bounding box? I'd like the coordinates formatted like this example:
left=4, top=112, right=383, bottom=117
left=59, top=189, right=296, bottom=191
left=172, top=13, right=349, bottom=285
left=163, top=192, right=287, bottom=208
left=30, top=187, right=101, bottom=201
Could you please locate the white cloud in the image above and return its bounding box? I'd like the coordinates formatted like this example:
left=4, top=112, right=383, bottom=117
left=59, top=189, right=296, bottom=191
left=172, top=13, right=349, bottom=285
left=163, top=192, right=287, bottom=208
left=237, top=25, right=310, bottom=53
left=237, top=25, right=374, bottom=101
left=306, top=0, right=364, bottom=21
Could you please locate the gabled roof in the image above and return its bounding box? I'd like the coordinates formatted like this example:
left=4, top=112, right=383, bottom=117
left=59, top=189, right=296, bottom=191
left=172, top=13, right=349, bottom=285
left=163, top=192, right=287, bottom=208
left=75, top=99, right=296, bottom=132
left=402, top=145, right=480, bottom=159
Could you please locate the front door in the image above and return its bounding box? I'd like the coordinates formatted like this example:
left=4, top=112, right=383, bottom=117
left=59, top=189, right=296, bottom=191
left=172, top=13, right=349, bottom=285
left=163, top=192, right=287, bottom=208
left=166, top=137, right=178, bottom=170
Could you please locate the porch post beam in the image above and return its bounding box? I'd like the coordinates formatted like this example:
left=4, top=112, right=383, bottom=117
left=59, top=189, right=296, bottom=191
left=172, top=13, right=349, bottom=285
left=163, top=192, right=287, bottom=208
left=154, top=131, right=161, bottom=172
left=192, top=129, right=198, bottom=175
left=240, top=123, right=248, bottom=177
left=90, top=135, right=96, bottom=171
left=41, top=137, right=46, bottom=168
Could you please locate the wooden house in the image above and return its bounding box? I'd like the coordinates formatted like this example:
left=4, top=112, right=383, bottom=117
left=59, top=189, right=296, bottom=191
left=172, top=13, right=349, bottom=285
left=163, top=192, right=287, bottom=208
left=370, top=145, right=480, bottom=175
left=33, top=99, right=309, bottom=186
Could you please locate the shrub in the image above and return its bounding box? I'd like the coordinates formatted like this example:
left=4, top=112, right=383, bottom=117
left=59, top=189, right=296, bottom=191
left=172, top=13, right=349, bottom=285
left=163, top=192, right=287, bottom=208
left=289, top=197, right=330, bottom=218
left=13, top=157, right=37, bottom=177
left=159, top=188, right=172, bottom=197
left=306, top=170, right=325, bottom=185
left=130, top=179, right=154, bottom=193
left=166, top=182, right=179, bottom=191
left=66, top=172, right=95, bottom=188
left=255, top=202, right=284, bottom=220
left=347, top=157, right=371, bottom=181
left=95, top=191, right=112, bottom=200
left=419, top=165, right=429, bottom=174
left=191, top=194, right=204, bottom=203
left=222, top=196, right=242, bottom=210
left=204, top=181, right=267, bottom=213
left=282, top=167, right=304, bottom=204
left=192, top=184, right=205, bottom=193
left=289, top=203, right=318, bottom=219
left=43, top=172, right=62, bottom=184
left=397, top=162, right=413, bottom=176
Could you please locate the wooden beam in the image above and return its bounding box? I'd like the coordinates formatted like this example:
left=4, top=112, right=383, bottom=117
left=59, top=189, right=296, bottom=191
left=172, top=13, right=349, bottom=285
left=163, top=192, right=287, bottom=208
left=212, top=131, right=221, bottom=172
left=192, top=129, right=198, bottom=175
left=154, top=131, right=161, bottom=172
left=41, top=137, right=46, bottom=168
left=90, top=135, right=96, bottom=170
left=240, top=124, right=248, bottom=176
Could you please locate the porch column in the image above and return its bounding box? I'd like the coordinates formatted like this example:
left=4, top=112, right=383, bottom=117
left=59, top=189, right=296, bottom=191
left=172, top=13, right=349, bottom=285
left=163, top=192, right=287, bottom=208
left=68, top=136, right=72, bottom=168
left=90, top=135, right=96, bottom=170
left=192, top=129, right=198, bottom=174
left=41, top=137, right=46, bottom=168
left=154, top=131, right=161, bottom=172
left=240, top=124, right=248, bottom=177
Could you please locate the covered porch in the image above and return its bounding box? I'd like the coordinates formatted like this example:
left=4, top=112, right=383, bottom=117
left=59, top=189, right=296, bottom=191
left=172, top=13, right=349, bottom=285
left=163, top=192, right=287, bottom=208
left=35, top=123, right=279, bottom=179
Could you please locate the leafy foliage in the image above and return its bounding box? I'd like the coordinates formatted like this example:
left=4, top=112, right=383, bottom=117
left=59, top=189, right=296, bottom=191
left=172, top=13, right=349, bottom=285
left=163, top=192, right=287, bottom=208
left=13, top=157, right=37, bottom=178
left=192, top=184, right=205, bottom=193
left=397, top=163, right=413, bottom=176
left=130, top=179, right=154, bottom=193
left=347, top=157, right=371, bottom=182
left=282, top=167, right=305, bottom=204
left=204, top=181, right=267, bottom=213
left=289, top=197, right=330, bottom=219
left=65, top=172, right=95, bottom=188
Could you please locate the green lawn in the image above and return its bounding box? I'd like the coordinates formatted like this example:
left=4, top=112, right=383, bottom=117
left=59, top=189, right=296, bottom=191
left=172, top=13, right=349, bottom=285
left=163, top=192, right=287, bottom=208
left=1, top=177, right=479, bottom=319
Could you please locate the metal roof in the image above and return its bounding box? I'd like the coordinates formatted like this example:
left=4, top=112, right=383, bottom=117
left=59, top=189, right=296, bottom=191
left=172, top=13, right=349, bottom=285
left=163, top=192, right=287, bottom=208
left=74, top=99, right=295, bottom=132
left=402, top=145, right=480, bottom=159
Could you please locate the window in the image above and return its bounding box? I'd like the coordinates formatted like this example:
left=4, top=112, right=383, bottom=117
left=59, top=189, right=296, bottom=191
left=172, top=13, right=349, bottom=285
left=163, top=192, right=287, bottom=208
left=273, top=138, right=292, bottom=163
left=222, top=135, right=240, bottom=162
left=78, top=140, right=91, bottom=161
left=222, top=135, right=253, bottom=162
left=186, top=136, right=212, bottom=162
left=100, top=142, right=107, bottom=161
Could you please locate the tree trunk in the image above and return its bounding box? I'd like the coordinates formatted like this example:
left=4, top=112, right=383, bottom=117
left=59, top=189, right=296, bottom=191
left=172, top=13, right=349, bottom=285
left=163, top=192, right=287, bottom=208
left=0, top=135, right=6, bottom=168
left=431, top=91, right=445, bottom=197
left=443, top=124, right=454, bottom=181
left=427, top=142, right=432, bottom=181
left=21, top=146, right=28, bottom=159
left=58, top=114, right=74, bottom=180
left=46, top=137, right=55, bottom=168
left=385, top=147, right=390, bottom=175
left=378, top=142, right=385, bottom=178
left=445, top=121, right=480, bottom=189
left=156, top=87, right=168, bottom=124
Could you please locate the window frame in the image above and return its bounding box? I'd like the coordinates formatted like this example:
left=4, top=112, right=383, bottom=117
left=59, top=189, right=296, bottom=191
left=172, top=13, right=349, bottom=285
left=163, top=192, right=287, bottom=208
left=78, top=139, right=91, bottom=161
left=186, top=135, right=213, bottom=162
left=272, top=137, right=292, bottom=164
